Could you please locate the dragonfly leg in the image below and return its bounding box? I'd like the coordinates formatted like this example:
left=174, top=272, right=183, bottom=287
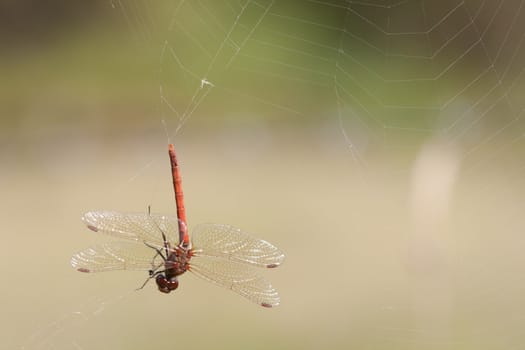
left=136, top=274, right=154, bottom=291
left=143, top=242, right=166, bottom=259
left=136, top=266, right=167, bottom=291
left=143, top=241, right=167, bottom=262
left=136, top=241, right=169, bottom=291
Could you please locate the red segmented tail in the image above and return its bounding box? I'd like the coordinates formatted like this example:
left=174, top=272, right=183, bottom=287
left=168, top=144, right=189, bottom=246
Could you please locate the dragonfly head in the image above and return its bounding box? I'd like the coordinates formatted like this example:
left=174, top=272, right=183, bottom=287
left=155, top=274, right=179, bottom=293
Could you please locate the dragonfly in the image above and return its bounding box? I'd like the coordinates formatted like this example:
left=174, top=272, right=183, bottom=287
left=71, top=144, right=285, bottom=308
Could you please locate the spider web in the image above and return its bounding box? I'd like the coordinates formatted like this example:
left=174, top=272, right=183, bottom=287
left=114, top=0, right=525, bottom=186
left=26, top=1, right=525, bottom=349
left=147, top=1, right=525, bottom=348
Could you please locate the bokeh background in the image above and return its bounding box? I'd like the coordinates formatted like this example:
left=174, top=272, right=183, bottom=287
left=3, top=1, right=525, bottom=349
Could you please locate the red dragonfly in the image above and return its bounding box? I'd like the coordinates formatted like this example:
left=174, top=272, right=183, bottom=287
left=71, top=144, right=284, bottom=307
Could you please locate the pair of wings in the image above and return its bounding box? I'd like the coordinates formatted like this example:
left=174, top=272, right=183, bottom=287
left=71, top=211, right=285, bottom=307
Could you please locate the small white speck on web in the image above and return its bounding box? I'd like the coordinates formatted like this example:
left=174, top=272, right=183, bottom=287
left=72, top=311, right=89, bottom=321
left=200, top=78, right=214, bottom=88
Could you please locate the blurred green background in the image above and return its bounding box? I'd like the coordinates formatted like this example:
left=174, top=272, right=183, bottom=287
left=3, top=1, right=525, bottom=349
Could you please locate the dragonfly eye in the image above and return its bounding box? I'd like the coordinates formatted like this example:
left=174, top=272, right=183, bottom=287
left=156, top=274, right=179, bottom=293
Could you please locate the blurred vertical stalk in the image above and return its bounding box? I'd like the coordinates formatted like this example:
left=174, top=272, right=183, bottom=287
left=408, top=138, right=460, bottom=348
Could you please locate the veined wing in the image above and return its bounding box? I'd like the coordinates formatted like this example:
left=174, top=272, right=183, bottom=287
left=191, top=224, right=285, bottom=268
left=71, top=241, right=159, bottom=273
left=188, top=255, right=280, bottom=307
left=82, top=211, right=181, bottom=248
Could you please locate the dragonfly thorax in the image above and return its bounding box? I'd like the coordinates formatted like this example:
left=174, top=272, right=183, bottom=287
left=155, top=246, right=192, bottom=293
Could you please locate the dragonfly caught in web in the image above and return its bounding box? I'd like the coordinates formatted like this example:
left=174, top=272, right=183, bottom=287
left=71, top=144, right=285, bottom=308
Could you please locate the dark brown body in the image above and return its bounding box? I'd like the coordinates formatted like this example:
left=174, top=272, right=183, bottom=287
left=155, top=245, right=193, bottom=293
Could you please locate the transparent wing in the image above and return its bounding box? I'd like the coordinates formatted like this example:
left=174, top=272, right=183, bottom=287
left=71, top=241, right=159, bottom=273
left=82, top=211, right=181, bottom=248
left=189, top=255, right=280, bottom=307
left=191, top=224, right=285, bottom=268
